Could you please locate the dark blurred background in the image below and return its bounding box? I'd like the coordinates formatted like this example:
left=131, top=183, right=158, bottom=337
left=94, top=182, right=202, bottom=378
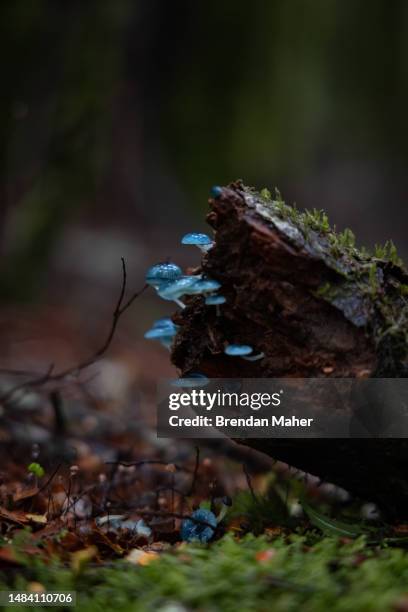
left=0, top=0, right=407, bottom=373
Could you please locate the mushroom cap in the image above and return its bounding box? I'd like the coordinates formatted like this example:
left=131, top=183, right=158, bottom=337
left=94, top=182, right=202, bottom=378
left=144, top=327, right=176, bottom=340
left=152, top=318, right=178, bottom=332
left=144, top=317, right=178, bottom=340
left=205, top=294, right=226, bottom=305
left=145, top=262, right=183, bottom=286
left=188, top=279, right=221, bottom=294
left=158, top=275, right=202, bottom=299
left=224, top=344, right=254, bottom=356
left=180, top=508, right=217, bottom=543
left=210, top=185, right=223, bottom=198
left=181, top=232, right=213, bottom=246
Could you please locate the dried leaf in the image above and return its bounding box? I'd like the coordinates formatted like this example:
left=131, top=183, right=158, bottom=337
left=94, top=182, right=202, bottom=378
left=125, top=549, right=159, bottom=565
left=13, top=486, right=39, bottom=503
left=26, top=513, right=47, bottom=525
left=71, top=545, right=98, bottom=573
left=0, top=506, right=30, bottom=525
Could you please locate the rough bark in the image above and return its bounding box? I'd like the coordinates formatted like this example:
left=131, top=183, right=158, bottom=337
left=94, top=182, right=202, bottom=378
left=171, top=181, right=408, bottom=519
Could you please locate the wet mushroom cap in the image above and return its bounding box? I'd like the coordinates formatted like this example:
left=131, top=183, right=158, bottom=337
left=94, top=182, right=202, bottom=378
left=224, top=344, right=254, bottom=356
left=152, top=317, right=177, bottom=329
left=158, top=275, right=202, bottom=299
left=145, top=262, right=183, bottom=286
left=144, top=327, right=176, bottom=340
left=181, top=232, right=213, bottom=246
left=188, top=279, right=221, bottom=294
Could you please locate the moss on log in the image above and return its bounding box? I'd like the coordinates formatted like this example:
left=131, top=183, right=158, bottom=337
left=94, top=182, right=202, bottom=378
left=171, top=181, right=408, bottom=519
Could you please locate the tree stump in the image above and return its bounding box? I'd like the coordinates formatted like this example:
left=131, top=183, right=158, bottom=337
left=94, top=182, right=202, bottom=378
left=171, top=181, right=408, bottom=519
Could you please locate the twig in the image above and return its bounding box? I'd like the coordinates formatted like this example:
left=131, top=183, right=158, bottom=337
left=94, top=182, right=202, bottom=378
left=243, top=463, right=258, bottom=503
left=37, top=462, right=62, bottom=496
left=0, top=259, right=147, bottom=403
left=186, top=446, right=200, bottom=496
left=50, top=391, right=65, bottom=435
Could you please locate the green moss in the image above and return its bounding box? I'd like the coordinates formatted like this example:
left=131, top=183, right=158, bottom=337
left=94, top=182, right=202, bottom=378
left=4, top=533, right=408, bottom=611
left=246, top=184, right=408, bottom=373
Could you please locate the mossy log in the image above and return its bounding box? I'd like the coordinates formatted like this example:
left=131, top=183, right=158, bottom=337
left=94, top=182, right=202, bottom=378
left=171, top=181, right=408, bottom=519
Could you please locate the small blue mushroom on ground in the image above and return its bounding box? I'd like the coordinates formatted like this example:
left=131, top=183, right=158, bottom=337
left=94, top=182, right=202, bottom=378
left=181, top=232, right=214, bottom=253
left=180, top=509, right=217, bottom=543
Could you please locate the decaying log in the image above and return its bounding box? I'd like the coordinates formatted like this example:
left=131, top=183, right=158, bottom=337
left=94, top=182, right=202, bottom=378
left=171, top=181, right=408, bottom=519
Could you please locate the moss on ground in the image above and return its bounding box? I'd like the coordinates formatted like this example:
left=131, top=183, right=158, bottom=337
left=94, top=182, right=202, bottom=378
left=3, top=532, right=408, bottom=611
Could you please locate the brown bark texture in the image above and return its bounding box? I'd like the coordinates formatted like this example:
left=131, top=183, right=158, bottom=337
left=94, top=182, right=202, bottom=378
left=171, top=181, right=408, bottom=519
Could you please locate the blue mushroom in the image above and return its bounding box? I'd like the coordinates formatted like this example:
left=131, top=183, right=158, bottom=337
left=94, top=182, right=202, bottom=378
left=210, top=186, right=223, bottom=199
left=158, top=275, right=203, bottom=308
left=205, top=295, right=226, bottom=305
left=224, top=344, right=264, bottom=361
left=181, top=233, right=214, bottom=253
left=151, top=317, right=177, bottom=330
left=180, top=509, right=217, bottom=543
left=205, top=294, right=226, bottom=316
left=224, top=344, right=254, bottom=357
left=146, top=263, right=182, bottom=289
left=188, top=279, right=221, bottom=294
left=144, top=318, right=179, bottom=350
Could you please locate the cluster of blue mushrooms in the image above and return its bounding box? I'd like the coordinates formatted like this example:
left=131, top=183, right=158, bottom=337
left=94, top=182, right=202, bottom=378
left=180, top=508, right=217, bottom=543
left=143, top=186, right=264, bottom=364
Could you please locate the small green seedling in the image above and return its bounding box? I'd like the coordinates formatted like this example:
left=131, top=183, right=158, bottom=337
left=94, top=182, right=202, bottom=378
left=27, top=462, right=45, bottom=478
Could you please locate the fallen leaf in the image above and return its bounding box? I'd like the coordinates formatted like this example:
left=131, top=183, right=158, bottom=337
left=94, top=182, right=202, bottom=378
left=125, top=549, right=159, bottom=565
left=26, top=513, right=47, bottom=525
left=13, top=486, right=39, bottom=503
left=28, top=582, right=46, bottom=593
left=71, top=546, right=98, bottom=573
left=264, top=527, right=284, bottom=539
left=0, top=506, right=29, bottom=525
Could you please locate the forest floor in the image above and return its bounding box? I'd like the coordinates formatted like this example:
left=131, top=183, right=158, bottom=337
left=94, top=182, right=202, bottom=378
left=1, top=301, right=408, bottom=611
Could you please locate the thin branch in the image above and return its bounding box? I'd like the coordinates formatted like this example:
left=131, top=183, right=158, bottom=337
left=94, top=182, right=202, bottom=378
left=0, top=259, right=147, bottom=404
left=243, top=463, right=258, bottom=503
left=186, top=446, right=200, bottom=496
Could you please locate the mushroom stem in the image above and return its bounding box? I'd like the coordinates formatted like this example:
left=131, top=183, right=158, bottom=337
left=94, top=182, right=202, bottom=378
left=197, top=244, right=214, bottom=254
left=174, top=298, right=186, bottom=309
